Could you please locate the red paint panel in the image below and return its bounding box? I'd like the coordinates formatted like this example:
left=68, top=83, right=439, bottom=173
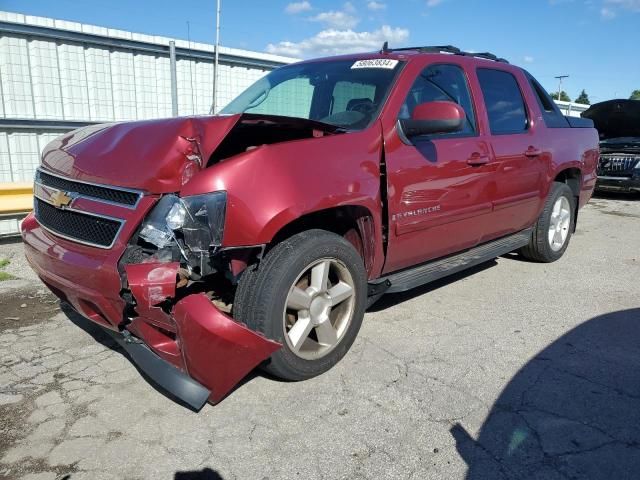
left=40, top=115, right=241, bottom=193
left=173, top=294, right=281, bottom=404
left=127, top=317, right=184, bottom=369
left=125, top=262, right=179, bottom=309
left=125, top=262, right=180, bottom=333
left=180, top=126, right=387, bottom=278
left=21, top=213, right=125, bottom=329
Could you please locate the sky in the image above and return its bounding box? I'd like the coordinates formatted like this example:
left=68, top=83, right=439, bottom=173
left=2, top=0, right=639, bottom=103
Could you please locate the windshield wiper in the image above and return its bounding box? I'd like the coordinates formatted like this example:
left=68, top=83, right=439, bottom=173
left=241, top=113, right=349, bottom=134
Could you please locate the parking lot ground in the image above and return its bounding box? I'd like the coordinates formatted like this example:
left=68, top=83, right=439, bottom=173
left=1, top=194, right=639, bottom=480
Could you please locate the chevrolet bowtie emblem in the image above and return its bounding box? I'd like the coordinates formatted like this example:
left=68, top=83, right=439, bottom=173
left=50, top=190, right=74, bottom=208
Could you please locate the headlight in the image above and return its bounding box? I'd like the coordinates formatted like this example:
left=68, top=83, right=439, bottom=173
left=165, top=202, right=187, bottom=230
left=635, top=159, right=640, bottom=170
left=139, top=192, right=227, bottom=250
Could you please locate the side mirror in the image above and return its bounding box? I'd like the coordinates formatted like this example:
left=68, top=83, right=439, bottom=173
left=400, top=101, right=465, bottom=137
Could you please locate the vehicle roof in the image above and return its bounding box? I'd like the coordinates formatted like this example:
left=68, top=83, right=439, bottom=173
left=294, top=48, right=518, bottom=69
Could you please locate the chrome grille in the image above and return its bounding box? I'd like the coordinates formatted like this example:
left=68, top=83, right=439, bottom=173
left=597, top=154, right=640, bottom=176
left=34, top=198, right=123, bottom=248
left=32, top=168, right=142, bottom=248
left=36, top=169, right=142, bottom=207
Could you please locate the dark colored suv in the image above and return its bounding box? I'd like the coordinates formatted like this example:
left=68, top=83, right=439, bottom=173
left=583, top=99, right=640, bottom=193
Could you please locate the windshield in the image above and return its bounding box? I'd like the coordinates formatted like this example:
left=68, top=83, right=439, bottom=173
left=220, top=59, right=403, bottom=130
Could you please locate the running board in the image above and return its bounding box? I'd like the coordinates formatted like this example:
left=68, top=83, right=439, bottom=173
left=370, top=229, right=532, bottom=295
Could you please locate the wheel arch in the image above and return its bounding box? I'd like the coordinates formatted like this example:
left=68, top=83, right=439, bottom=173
left=554, top=167, right=582, bottom=197
left=553, top=167, right=582, bottom=231
left=267, top=205, right=378, bottom=276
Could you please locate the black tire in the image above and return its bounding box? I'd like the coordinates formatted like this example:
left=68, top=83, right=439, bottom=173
left=520, top=182, right=576, bottom=263
left=233, top=229, right=368, bottom=380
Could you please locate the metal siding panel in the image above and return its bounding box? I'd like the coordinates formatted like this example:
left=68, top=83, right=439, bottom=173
left=176, top=59, right=195, bottom=116
left=0, top=132, right=11, bottom=182
left=8, top=132, right=40, bottom=181
left=155, top=56, right=172, bottom=118
left=57, top=42, right=91, bottom=120
left=0, top=219, right=19, bottom=235
left=0, top=12, right=26, bottom=23
left=0, top=65, right=4, bottom=118
left=28, top=39, right=64, bottom=119
left=0, top=36, right=34, bottom=118
left=194, top=61, right=213, bottom=114
left=110, top=50, right=137, bottom=120
left=134, top=53, right=158, bottom=119
left=85, top=46, right=114, bottom=121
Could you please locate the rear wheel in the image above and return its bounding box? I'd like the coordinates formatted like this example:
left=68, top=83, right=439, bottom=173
left=520, top=182, right=576, bottom=262
left=234, top=229, right=367, bottom=380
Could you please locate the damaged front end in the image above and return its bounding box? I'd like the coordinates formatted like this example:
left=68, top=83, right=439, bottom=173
left=116, top=196, right=280, bottom=410
left=25, top=112, right=347, bottom=410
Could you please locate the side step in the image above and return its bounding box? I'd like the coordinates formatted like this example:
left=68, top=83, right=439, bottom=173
left=370, top=228, right=532, bottom=295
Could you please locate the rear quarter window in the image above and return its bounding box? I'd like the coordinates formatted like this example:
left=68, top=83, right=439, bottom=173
left=526, top=73, right=569, bottom=128
left=477, top=68, right=528, bottom=135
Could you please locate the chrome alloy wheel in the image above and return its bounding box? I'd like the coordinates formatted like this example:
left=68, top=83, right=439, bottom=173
left=283, top=258, right=356, bottom=360
left=548, top=196, right=571, bottom=252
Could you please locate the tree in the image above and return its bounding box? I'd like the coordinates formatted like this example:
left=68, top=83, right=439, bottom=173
left=630, top=90, right=640, bottom=100
left=550, top=90, right=571, bottom=102
left=574, top=89, right=590, bottom=105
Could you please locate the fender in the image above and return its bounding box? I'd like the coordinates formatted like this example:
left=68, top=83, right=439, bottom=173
left=180, top=127, right=385, bottom=265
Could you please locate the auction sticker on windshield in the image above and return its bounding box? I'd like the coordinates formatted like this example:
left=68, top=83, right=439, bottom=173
left=351, top=59, right=399, bottom=69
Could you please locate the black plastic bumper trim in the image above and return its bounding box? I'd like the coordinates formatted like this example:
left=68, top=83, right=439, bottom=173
left=595, top=176, right=640, bottom=192
left=103, top=329, right=211, bottom=411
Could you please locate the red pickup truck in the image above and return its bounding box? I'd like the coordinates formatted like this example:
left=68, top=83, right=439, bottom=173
left=22, top=45, right=598, bottom=410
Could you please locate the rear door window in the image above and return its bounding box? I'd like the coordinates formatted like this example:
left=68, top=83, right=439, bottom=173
left=477, top=68, right=528, bottom=135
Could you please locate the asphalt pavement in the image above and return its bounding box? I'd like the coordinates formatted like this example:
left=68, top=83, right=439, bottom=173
left=1, top=193, right=639, bottom=480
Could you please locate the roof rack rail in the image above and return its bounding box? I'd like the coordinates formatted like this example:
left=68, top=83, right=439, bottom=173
left=459, top=51, right=510, bottom=63
left=380, top=43, right=509, bottom=63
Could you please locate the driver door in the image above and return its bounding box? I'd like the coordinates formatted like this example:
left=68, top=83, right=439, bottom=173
left=383, top=63, right=496, bottom=273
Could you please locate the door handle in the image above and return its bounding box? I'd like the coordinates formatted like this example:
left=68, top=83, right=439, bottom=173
left=525, top=146, right=542, bottom=157
left=467, top=153, right=490, bottom=166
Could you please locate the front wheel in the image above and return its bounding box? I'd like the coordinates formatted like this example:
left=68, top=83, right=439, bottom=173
left=233, top=229, right=367, bottom=380
left=520, top=182, right=576, bottom=262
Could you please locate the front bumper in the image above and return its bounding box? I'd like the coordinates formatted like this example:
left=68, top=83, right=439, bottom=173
left=22, top=212, right=281, bottom=409
left=595, top=174, right=640, bottom=193
left=102, top=327, right=211, bottom=410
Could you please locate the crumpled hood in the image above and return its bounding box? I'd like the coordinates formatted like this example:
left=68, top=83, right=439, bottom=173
left=41, top=115, right=241, bottom=193
left=582, top=99, right=640, bottom=141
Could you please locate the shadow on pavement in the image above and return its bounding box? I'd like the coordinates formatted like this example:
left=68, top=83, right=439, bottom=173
left=592, top=190, right=640, bottom=201
left=60, top=302, right=276, bottom=408
left=175, top=467, right=225, bottom=479
left=60, top=303, right=209, bottom=410
left=451, top=308, right=640, bottom=480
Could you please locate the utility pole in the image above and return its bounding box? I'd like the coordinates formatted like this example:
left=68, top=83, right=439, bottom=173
left=169, top=41, right=178, bottom=116
left=554, top=75, right=569, bottom=102
left=210, top=0, right=221, bottom=114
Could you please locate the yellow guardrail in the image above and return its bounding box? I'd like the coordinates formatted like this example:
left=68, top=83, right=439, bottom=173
left=0, top=182, right=33, bottom=218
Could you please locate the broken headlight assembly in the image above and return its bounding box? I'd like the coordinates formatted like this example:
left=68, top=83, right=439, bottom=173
left=139, top=192, right=227, bottom=252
